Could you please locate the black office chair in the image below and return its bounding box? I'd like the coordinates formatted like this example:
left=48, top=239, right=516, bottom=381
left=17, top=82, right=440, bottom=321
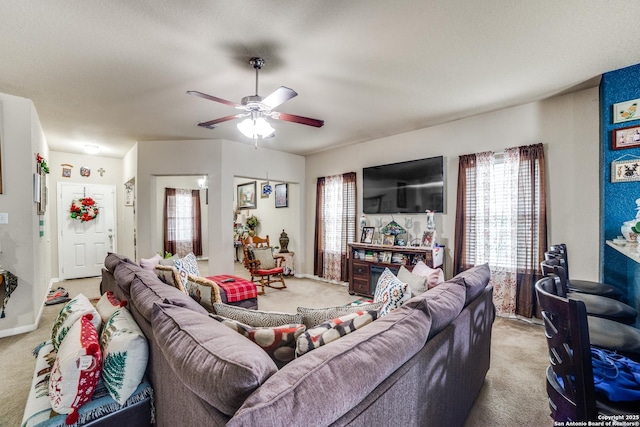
left=546, top=244, right=622, bottom=300
left=535, top=276, right=639, bottom=422
left=540, top=259, right=637, bottom=325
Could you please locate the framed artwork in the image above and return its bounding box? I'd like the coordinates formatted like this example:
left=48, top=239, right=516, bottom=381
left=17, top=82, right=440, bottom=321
left=381, top=251, right=392, bottom=264
left=275, top=183, right=288, bottom=208
left=612, top=125, right=640, bottom=150
left=237, top=181, right=257, bottom=209
left=422, top=230, right=436, bottom=248
left=261, top=182, right=272, bottom=198
left=360, top=226, right=375, bottom=244
left=125, top=186, right=134, bottom=206
left=382, top=234, right=395, bottom=246
left=80, top=166, right=91, bottom=177
left=613, top=98, right=640, bottom=123
left=611, top=159, right=640, bottom=183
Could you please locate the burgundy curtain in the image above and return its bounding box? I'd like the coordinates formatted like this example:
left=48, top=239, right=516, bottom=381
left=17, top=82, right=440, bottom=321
left=164, top=188, right=177, bottom=255
left=163, top=188, right=202, bottom=257
left=453, top=154, right=477, bottom=275
left=191, top=190, right=203, bottom=256
left=313, top=177, right=326, bottom=277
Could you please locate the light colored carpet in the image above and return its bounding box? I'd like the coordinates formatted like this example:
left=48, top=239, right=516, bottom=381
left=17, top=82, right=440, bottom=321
left=0, top=263, right=552, bottom=427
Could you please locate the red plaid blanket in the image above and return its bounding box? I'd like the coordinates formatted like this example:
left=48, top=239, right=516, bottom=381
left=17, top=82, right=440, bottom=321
left=206, top=275, right=258, bottom=302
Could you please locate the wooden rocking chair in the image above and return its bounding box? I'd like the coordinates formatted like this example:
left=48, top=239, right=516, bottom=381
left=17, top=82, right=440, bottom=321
left=241, top=235, right=286, bottom=294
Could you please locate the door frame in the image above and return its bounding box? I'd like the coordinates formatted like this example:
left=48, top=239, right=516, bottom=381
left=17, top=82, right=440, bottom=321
left=57, top=182, right=117, bottom=279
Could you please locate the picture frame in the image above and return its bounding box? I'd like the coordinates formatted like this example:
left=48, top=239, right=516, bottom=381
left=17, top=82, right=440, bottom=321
left=237, top=181, right=257, bottom=209
left=612, top=125, right=640, bottom=150
left=613, top=98, right=640, bottom=124
left=382, top=234, right=395, bottom=246
left=260, top=182, right=272, bottom=198
left=275, top=183, right=288, bottom=208
left=360, top=226, right=375, bottom=244
left=422, top=230, right=436, bottom=248
left=381, top=251, right=392, bottom=264
left=611, top=159, right=640, bottom=182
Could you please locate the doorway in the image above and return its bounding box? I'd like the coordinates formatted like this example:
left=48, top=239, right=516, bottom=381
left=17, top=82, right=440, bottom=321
left=57, top=183, right=116, bottom=279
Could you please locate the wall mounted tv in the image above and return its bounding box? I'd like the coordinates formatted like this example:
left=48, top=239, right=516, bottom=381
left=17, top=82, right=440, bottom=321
left=363, top=156, right=444, bottom=214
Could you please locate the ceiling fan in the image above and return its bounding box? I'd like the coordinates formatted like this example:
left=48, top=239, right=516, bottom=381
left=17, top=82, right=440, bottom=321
left=187, top=57, right=324, bottom=146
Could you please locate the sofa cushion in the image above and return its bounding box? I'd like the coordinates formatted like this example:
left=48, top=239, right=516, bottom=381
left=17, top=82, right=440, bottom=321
left=397, top=265, right=428, bottom=295
left=374, top=268, right=411, bottom=316
left=174, top=252, right=200, bottom=292
left=49, top=314, right=102, bottom=425
left=96, top=291, right=127, bottom=323
left=228, top=294, right=433, bottom=427
left=211, top=314, right=305, bottom=368
left=297, top=303, right=382, bottom=329
left=130, top=274, right=208, bottom=323
left=140, top=254, right=162, bottom=270
left=114, top=261, right=159, bottom=295
left=423, top=281, right=466, bottom=338
left=155, top=264, right=186, bottom=293
left=187, top=275, right=222, bottom=312
left=51, top=293, right=101, bottom=351
left=412, top=261, right=445, bottom=289
left=104, top=252, right=134, bottom=274
left=100, top=307, right=149, bottom=405
left=296, top=310, right=378, bottom=357
left=452, top=263, right=491, bottom=306
left=152, top=302, right=278, bottom=416
left=214, top=303, right=302, bottom=327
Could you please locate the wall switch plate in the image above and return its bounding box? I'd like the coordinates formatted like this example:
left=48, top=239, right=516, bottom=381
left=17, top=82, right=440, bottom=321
left=0, top=213, right=7, bottom=224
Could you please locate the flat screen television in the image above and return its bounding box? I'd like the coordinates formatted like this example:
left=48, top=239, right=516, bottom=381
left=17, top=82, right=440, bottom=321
left=363, top=156, right=444, bottom=213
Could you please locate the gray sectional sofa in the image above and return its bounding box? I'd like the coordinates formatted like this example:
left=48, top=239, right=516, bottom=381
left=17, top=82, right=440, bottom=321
left=101, top=253, right=495, bottom=426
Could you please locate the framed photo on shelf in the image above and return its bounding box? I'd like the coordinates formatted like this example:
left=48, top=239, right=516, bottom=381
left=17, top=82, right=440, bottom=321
left=360, top=226, right=375, bottom=244
left=275, top=183, right=288, bottom=208
left=382, top=234, right=395, bottom=246
left=381, top=251, right=392, bottom=264
left=612, top=125, right=640, bottom=150
left=422, top=230, right=436, bottom=248
left=237, top=181, right=257, bottom=209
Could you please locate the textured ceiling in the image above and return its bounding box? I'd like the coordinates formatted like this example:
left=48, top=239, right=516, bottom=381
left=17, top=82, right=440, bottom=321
left=1, top=1, right=639, bottom=158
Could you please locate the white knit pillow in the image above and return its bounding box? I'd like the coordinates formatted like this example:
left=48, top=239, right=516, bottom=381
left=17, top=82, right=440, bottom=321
left=51, top=293, right=101, bottom=351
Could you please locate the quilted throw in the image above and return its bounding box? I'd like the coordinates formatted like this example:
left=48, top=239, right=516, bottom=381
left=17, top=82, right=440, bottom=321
left=207, top=275, right=257, bottom=302
left=0, top=270, right=18, bottom=318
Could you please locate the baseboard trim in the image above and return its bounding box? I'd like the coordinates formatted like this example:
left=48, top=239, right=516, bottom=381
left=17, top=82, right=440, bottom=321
left=294, top=273, right=348, bottom=287
left=0, top=278, right=60, bottom=339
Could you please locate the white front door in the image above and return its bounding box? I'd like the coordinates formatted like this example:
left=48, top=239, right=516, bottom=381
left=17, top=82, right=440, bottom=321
left=58, top=183, right=116, bottom=279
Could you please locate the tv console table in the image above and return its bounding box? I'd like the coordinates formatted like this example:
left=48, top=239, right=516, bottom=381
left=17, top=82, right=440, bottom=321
left=348, top=243, right=444, bottom=298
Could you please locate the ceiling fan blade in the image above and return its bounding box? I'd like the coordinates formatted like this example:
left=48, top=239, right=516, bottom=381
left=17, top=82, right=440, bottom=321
left=187, top=90, right=242, bottom=108
left=271, top=112, right=324, bottom=128
left=261, top=86, right=298, bottom=109
left=197, top=114, right=243, bottom=129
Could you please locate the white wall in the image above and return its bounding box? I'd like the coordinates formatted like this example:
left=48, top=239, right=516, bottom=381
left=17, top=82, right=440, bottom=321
left=136, top=139, right=305, bottom=275
left=304, top=87, right=600, bottom=280
left=121, top=144, right=137, bottom=260
left=0, top=93, right=50, bottom=337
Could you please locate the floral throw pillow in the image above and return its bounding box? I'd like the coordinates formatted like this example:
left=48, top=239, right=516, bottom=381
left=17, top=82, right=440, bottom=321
left=51, top=293, right=101, bottom=351
left=100, top=307, right=149, bottom=405
left=211, top=314, right=305, bottom=368
left=296, top=310, right=378, bottom=357
left=174, top=253, right=200, bottom=292
left=96, top=291, right=127, bottom=323
left=374, top=268, right=411, bottom=316
left=48, top=314, right=102, bottom=425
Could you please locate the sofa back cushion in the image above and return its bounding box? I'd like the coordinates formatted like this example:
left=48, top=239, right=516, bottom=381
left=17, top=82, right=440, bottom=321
left=452, top=263, right=491, bottom=306
left=104, top=252, right=135, bottom=274
left=227, top=294, right=432, bottom=427
left=114, top=261, right=158, bottom=295
left=130, top=274, right=208, bottom=324
left=423, top=281, right=466, bottom=338
left=152, top=302, right=278, bottom=416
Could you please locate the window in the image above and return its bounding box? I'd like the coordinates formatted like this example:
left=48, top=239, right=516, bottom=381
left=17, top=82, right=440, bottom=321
left=164, top=188, right=202, bottom=257
left=454, top=144, right=547, bottom=318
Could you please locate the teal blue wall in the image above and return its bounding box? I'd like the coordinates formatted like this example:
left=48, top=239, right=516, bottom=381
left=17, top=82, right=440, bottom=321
left=601, top=63, right=640, bottom=322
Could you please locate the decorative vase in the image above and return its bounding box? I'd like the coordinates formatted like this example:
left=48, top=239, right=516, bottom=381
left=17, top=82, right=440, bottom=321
left=360, top=214, right=367, bottom=229
left=622, top=221, right=638, bottom=242
left=279, top=229, right=290, bottom=253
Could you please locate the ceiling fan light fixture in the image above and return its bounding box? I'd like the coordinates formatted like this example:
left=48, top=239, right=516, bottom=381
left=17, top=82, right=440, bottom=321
left=237, top=116, right=275, bottom=139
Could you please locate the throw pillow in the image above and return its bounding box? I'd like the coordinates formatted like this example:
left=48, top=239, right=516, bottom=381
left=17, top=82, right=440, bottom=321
left=297, top=303, right=383, bottom=329
left=187, top=274, right=222, bottom=312
left=96, top=291, right=127, bottom=323
left=213, top=303, right=303, bottom=327
left=174, top=252, right=200, bottom=292
left=296, top=310, right=378, bottom=357
left=155, top=265, right=186, bottom=293
left=412, top=261, right=445, bottom=289
left=159, top=254, right=177, bottom=266
left=374, top=268, right=411, bottom=316
left=249, top=247, right=276, bottom=270
left=51, top=293, right=102, bottom=351
left=48, top=314, right=102, bottom=425
left=397, top=265, right=429, bottom=295
left=140, top=254, right=162, bottom=270
left=100, top=307, right=149, bottom=405
left=210, top=314, right=305, bottom=368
